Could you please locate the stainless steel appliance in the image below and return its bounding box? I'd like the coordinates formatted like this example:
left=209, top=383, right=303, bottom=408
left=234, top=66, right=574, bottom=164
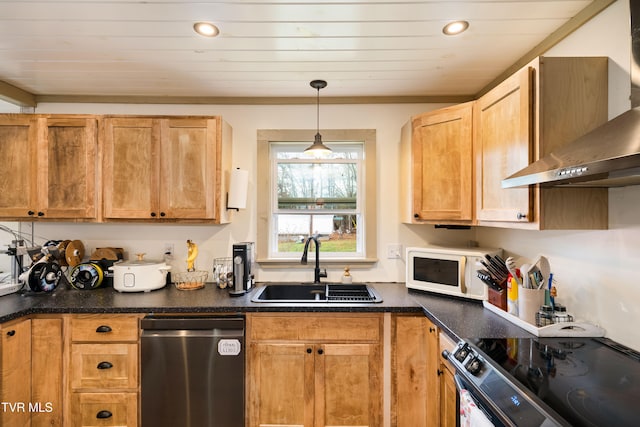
left=231, top=242, right=254, bottom=296
left=444, top=336, right=640, bottom=426
left=141, top=316, right=245, bottom=427
left=406, top=245, right=502, bottom=300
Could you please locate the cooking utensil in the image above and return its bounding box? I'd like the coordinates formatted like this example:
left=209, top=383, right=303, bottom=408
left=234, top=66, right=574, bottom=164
left=520, top=263, right=533, bottom=288
left=485, top=254, right=509, bottom=278
left=505, top=257, right=521, bottom=285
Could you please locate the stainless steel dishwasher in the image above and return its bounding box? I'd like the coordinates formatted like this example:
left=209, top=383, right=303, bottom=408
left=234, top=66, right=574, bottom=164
left=141, top=316, right=245, bottom=427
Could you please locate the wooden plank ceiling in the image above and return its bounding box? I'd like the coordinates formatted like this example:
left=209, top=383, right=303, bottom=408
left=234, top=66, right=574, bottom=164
left=0, top=0, right=611, bottom=104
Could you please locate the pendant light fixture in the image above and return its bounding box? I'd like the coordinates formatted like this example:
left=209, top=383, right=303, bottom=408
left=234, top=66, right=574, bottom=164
left=304, top=79, right=332, bottom=156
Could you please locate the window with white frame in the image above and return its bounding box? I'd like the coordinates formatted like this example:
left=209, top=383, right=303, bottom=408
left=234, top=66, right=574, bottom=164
left=270, top=142, right=363, bottom=259
left=256, top=129, right=377, bottom=265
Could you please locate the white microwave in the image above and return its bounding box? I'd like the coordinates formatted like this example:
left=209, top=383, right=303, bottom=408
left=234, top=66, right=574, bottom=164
left=406, top=245, right=502, bottom=300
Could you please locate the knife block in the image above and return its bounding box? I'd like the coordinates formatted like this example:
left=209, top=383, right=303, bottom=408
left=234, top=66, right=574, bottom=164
left=488, top=286, right=507, bottom=311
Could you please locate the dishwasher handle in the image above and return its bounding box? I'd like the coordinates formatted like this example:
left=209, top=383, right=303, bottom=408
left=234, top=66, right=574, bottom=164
left=141, top=316, right=245, bottom=332
left=142, top=328, right=243, bottom=338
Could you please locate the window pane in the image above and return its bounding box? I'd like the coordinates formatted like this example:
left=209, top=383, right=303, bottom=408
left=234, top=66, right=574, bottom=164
left=276, top=214, right=359, bottom=253
left=277, top=163, right=357, bottom=210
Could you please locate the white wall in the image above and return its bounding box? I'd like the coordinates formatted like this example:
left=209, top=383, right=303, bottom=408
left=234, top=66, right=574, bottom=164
left=4, top=0, right=638, bottom=350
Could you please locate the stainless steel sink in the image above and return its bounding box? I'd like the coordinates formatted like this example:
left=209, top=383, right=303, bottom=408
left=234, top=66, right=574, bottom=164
left=251, top=283, right=383, bottom=303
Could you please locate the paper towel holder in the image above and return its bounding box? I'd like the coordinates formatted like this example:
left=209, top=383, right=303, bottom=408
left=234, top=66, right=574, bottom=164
left=227, top=168, right=249, bottom=211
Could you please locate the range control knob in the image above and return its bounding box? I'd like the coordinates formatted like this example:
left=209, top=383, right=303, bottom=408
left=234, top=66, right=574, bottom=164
left=465, top=356, right=483, bottom=375
left=454, top=344, right=471, bottom=363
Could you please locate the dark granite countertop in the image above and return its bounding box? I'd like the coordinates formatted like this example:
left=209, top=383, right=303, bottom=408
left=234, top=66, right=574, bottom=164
left=0, top=282, right=532, bottom=341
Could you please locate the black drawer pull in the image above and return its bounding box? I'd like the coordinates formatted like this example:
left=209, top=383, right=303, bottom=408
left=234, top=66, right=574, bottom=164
left=97, top=361, right=113, bottom=370
left=6, top=330, right=16, bottom=337
left=96, top=410, right=112, bottom=419
left=306, top=348, right=312, bottom=354
left=96, top=325, right=112, bottom=333
left=317, top=348, right=324, bottom=355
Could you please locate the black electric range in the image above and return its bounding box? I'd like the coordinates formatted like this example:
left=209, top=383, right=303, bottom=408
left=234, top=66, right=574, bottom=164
left=446, top=336, right=640, bottom=427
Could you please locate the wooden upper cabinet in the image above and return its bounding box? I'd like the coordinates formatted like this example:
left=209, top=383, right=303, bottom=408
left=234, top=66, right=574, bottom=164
left=39, top=116, right=98, bottom=219
left=160, top=118, right=218, bottom=219
left=475, top=67, right=533, bottom=224
left=103, top=115, right=230, bottom=222
left=411, top=102, right=474, bottom=223
left=0, top=114, right=98, bottom=220
left=0, top=115, right=38, bottom=218
left=475, top=57, right=609, bottom=229
left=103, top=117, right=159, bottom=219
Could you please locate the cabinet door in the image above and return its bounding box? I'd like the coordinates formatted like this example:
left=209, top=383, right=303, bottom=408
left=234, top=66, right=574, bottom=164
left=0, top=116, right=38, bottom=218
left=315, top=343, right=381, bottom=427
left=476, top=67, right=533, bottom=223
left=103, top=118, right=160, bottom=219
left=39, top=116, right=98, bottom=219
left=412, top=102, right=473, bottom=221
left=32, top=318, right=63, bottom=427
left=392, top=315, right=430, bottom=427
left=439, top=362, right=457, bottom=427
left=1, top=319, right=32, bottom=427
left=159, top=118, right=218, bottom=219
left=249, top=343, right=314, bottom=427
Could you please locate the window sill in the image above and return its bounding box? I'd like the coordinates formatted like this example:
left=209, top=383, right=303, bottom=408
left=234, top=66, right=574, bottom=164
left=257, top=258, right=379, bottom=269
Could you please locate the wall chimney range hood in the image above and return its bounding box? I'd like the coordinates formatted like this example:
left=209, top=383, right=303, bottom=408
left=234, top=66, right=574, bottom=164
left=502, top=0, right=640, bottom=188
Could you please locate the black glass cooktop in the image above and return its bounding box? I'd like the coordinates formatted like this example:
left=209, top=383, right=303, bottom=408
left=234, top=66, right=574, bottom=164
left=467, top=337, right=640, bottom=427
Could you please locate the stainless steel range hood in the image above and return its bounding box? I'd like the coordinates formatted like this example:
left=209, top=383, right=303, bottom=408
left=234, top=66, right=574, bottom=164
left=502, top=0, right=640, bottom=188
left=502, top=108, right=640, bottom=187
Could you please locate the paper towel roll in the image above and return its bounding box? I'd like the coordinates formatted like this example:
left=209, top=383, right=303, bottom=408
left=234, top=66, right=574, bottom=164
left=227, top=168, right=249, bottom=209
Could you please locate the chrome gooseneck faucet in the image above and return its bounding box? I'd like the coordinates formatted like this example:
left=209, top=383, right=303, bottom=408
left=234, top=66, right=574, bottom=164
left=301, top=235, right=327, bottom=284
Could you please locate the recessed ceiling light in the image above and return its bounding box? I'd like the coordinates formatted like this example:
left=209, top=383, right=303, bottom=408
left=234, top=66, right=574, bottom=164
left=442, top=20, right=469, bottom=36
left=193, top=22, right=220, bottom=37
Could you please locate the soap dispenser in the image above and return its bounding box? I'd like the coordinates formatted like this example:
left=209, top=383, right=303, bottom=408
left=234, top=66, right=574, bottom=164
left=341, top=266, right=353, bottom=284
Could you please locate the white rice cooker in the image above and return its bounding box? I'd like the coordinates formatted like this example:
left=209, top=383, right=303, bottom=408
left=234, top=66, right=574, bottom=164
left=110, top=253, right=171, bottom=292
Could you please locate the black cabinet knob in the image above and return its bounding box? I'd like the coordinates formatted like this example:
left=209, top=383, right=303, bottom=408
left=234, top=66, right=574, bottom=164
left=429, top=327, right=436, bottom=333
left=414, top=213, right=420, bottom=219
left=517, top=212, right=527, bottom=220
left=28, top=210, right=35, bottom=216
left=160, top=212, right=166, bottom=217
left=96, top=410, right=112, bottom=419
left=6, top=330, right=16, bottom=337
left=37, top=211, right=44, bottom=216
left=306, top=348, right=312, bottom=354
left=97, top=361, right=113, bottom=370
left=150, top=212, right=157, bottom=217
left=317, top=348, right=324, bottom=355
left=95, top=325, right=112, bottom=333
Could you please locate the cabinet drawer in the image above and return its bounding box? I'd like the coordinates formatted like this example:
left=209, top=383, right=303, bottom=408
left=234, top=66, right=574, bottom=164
left=71, top=315, right=139, bottom=342
left=71, top=343, right=138, bottom=390
left=249, top=313, right=382, bottom=341
left=71, top=392, right=137, bottom=427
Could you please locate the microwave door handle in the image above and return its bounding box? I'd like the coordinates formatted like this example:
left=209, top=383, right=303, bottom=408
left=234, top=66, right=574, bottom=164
left=459, top=256, right=466, bottom=294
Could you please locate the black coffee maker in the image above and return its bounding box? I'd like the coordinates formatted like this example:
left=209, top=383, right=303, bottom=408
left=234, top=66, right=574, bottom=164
left=230, top=242, right=254, bottom=296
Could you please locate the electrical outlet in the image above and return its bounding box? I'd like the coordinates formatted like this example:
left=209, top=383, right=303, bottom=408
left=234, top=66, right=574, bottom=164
left=387, top=244, right=402, bottom=259
left=164, top=243, right=174, bottom=256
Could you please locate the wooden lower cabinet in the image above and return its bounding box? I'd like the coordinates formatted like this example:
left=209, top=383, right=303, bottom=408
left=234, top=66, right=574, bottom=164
left=66, top=314, right=141, bottom=427
left=1, top=318, right=32, bottom=427
left=438, top=332, right=458, bottom=427
left=392, top=315, right=460, bottom=427
left=247, top=313, right=383, bottom=427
